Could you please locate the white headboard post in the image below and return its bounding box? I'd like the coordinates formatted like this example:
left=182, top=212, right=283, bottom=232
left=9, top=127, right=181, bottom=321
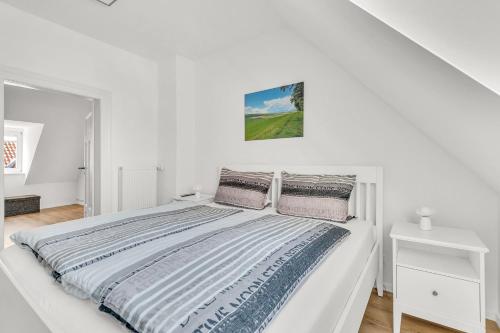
left=222, top=165, right=384, bottom=295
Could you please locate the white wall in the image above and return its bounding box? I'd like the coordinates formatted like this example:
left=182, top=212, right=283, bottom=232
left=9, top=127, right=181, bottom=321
left=4, top=85, right=91, bottom=208
left=0, top=2, right=159, bottom=213
left=157, top=57, right=178, bottom=204
left=175, top=56, right=196, bottom=196
left=3, top=177, right=78, bottom=209
left=157, top=55, right=196, bottom=202
left=192, top=29, right=499, bottom=317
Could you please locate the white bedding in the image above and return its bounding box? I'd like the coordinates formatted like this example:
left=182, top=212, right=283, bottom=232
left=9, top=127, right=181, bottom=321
left=0, top=202, right=375, bottom=333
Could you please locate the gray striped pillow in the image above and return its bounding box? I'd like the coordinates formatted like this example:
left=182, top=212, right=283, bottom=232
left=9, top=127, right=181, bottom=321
left=277, top=171, right=356, bottom=222
left=214, top=168, right=274, bottom=210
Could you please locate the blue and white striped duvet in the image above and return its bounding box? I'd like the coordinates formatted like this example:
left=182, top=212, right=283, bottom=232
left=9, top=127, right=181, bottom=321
left=11, top=201, right=350, bottom=333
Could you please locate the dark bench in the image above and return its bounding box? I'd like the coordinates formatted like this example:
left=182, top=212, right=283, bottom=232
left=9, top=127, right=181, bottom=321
left=5, top=195, right=41, bottom=217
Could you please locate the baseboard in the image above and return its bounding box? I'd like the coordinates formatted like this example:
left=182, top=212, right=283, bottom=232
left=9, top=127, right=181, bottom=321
left=484, top=311, right=497, bottom=322
left=496, top=313, right=500, bottom=328
left=42, top=200, right=82, bottom=209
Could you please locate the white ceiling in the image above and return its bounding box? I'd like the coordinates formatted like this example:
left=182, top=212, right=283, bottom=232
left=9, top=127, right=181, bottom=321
left=0, top=0, right=284, bottom=60
left=350, top=0, right=500, bottom=96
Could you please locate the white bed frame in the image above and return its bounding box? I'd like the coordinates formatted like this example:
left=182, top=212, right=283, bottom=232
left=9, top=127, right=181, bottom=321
left=0, top=165, right=383, bottom=333
left=225, top=165, right=384, bottom=333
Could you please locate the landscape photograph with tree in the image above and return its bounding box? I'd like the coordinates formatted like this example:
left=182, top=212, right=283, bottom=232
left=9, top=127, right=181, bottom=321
left=244, top=82, right=304, bottom=141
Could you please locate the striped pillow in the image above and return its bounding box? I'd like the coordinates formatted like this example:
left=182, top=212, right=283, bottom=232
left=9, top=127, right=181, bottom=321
left=277, top=172, right=356, bottom=222
left=214, top=168, right=274, bottom=210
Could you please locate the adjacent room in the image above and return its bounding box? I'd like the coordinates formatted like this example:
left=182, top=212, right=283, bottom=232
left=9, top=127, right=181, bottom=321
left=0, top=1, right=498, bottom=333
left=2, top=81, right=98, bottom=247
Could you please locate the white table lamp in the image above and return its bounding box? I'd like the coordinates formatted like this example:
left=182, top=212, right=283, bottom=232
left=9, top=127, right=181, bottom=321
left=416, top=206, right=435, bottom=231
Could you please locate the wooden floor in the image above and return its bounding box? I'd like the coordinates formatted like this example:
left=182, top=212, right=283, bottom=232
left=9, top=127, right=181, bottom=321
left=361, top=289, right=500, bottom=333
left=4, top=204, right=84, bottom=248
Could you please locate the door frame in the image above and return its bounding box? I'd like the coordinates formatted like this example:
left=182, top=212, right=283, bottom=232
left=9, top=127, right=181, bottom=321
left=84, top=110, right=95, bottom=217
left=0, top=65, right=113, bottom=250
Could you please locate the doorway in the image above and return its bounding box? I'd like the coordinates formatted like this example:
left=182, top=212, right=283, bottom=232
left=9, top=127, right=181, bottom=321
left=1, top=80, right=101, bottom=248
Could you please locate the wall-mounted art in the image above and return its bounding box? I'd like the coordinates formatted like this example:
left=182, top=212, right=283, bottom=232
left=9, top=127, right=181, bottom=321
left=244, top=82, right=304, bottom=141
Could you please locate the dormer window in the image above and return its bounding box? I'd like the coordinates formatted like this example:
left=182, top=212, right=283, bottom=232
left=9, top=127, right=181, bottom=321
left=4, top=128, right=23, bottom=174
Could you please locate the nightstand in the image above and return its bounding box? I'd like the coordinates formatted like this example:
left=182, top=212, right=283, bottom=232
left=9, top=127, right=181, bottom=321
left=174, top=193, right=214, bottom=205
left=390, top=223, right=489, bottom=333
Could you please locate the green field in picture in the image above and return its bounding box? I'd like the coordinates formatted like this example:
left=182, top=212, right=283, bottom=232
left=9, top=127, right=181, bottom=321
left=244, top=82, right=304, bottom=141
left=245, top=111, right=303, bottom=141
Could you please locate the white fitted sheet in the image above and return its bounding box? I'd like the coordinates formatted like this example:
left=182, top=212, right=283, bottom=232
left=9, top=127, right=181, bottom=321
left=0, top=202, right=375, bottom=333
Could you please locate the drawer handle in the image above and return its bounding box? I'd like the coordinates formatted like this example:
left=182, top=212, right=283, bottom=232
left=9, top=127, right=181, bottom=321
left=432, top=290, right=438, bottom=296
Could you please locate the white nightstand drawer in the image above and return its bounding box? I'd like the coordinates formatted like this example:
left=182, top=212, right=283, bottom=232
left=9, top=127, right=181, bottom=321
left=397, top=266, right=480, bottom=324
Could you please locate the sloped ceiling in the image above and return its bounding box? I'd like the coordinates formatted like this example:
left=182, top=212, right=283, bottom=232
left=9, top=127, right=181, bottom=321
left=273, top=0, right=500, bottom=194
left=350, top=0, right=500, bottom=96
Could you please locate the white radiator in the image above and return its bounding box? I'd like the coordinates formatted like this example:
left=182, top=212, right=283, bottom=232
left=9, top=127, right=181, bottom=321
left=117, top=167, right=158, bottom=211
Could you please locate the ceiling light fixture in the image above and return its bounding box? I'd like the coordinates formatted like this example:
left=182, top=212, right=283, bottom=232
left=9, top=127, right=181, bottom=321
left=3, top=80, right=39, bottom=90
left=96, top=0, right=118, bottom=6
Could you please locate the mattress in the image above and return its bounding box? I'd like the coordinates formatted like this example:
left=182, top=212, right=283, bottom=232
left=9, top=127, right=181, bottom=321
left=0, top=202, right=375, bottom=333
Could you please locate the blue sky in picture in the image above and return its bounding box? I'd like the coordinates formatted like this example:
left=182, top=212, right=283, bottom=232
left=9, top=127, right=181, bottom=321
left=245, top=85, right=296, bottom=115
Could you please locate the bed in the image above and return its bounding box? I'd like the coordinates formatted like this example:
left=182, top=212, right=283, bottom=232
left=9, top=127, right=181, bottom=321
left=0, top=165, right=383, bottom=333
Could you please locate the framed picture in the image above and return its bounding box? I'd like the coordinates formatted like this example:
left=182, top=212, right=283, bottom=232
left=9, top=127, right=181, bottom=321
left=244, top=82, right=304, bottom=141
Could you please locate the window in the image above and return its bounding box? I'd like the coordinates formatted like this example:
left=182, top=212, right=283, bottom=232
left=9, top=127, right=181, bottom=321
left=4, top=128, right=23, bottom=174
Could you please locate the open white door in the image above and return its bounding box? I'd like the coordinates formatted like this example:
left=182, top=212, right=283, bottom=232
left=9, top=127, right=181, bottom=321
left=83, top=110, right=94, bottom=217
